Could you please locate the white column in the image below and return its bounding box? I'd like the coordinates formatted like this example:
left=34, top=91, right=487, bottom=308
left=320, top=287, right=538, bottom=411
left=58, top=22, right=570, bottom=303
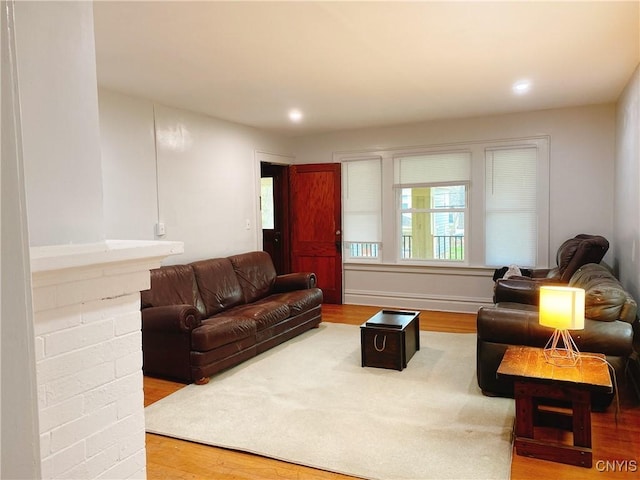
left=14, top=0, right=105, bottom=246
left=31, top=240, right=182, bottom=480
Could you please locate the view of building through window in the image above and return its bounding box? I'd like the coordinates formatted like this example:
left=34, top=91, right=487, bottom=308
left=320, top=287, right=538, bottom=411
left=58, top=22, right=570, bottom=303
left=400, top=186, right=465, bottom=260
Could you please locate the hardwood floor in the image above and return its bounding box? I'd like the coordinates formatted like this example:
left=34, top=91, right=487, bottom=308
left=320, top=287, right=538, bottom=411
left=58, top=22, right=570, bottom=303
left=144, top=304, right=640, bottom=480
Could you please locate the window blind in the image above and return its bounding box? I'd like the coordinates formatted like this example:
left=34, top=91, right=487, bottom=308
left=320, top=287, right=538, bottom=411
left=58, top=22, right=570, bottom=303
left=395, top=151, right=471, bottom=186
left=485, top=147, right=537, bottom=266
left=342, top=158, right=382, bottom=243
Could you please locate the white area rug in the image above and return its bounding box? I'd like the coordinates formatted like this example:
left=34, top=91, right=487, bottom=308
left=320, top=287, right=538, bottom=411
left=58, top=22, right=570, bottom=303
left=145, top=323, right=514, bottom=480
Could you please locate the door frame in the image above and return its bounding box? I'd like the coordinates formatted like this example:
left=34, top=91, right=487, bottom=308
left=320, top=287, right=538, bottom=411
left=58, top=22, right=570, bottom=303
left=260, top=162, right=291, bottom=274
left=254, top=150, right=295, bottom=251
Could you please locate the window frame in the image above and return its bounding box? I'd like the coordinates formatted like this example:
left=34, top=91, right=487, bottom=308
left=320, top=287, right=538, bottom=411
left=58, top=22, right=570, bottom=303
left=335, top=136, right=549, bottom=268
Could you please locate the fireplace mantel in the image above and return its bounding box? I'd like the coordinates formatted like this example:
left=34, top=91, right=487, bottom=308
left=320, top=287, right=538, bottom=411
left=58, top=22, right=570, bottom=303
left=31, top=239, right=183, bottom=272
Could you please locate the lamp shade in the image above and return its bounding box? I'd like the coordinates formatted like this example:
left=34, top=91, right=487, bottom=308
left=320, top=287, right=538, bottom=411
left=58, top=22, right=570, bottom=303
left=539, top=286, right=585, bottom=330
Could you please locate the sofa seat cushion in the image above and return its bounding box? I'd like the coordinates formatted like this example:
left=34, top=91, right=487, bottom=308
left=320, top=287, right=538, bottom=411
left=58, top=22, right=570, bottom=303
left=191, top=317, right=256, bottom=352
left=190, top=337, right=256, bottom=367
left=191, top=258, right=244, bottom=317
left=267, top=288, right=323, bottom=314
left=222, top=301, right=290, bottom=331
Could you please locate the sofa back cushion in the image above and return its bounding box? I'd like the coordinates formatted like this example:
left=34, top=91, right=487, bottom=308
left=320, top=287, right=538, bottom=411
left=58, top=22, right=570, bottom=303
left=141, top=264, right=206, bottom=316
left=191, top=258, right=244, bottom=317
left=228, top=251, right=277, bottom=304
left=569, top=263, right=636, bottom=323
left=556, top=234, right=609, bottom=282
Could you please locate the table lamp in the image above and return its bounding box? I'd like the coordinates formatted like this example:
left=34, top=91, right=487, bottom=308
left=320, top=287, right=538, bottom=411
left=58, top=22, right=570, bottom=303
left=539, top=285, right=585, bottom=366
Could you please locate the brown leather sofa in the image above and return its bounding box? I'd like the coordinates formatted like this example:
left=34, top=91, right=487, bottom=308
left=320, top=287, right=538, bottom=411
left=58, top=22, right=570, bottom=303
left=478, top=263, right=637, bottom=410
left=141, top=251, right=323, bottom=384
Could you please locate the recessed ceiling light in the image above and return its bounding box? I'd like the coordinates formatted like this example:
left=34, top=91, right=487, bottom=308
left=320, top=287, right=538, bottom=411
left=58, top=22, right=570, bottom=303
left=288, top=109, right=303, bottom=123
left=512, top=80, right=532, bottom=95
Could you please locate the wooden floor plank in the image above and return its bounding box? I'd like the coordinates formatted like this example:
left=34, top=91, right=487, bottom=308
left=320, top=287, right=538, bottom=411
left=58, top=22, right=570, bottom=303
left=144, top=304, right=639, bottom=480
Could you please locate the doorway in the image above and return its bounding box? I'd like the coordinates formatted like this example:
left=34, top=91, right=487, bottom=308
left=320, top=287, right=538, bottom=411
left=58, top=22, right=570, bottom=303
left=260, top=162, right=290, bottom=274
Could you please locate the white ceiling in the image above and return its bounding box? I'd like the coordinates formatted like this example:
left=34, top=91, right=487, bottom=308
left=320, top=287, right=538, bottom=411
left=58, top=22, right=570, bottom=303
left=93, top=1, right=640, bottom=137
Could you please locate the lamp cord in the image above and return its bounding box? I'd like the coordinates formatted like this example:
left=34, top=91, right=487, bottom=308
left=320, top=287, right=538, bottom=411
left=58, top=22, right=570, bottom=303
left=577, top=353, right=620, bottom=424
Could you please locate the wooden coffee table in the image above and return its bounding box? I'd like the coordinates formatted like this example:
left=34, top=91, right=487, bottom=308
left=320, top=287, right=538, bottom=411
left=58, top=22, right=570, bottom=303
left=497, top=345, right=612, bottom=468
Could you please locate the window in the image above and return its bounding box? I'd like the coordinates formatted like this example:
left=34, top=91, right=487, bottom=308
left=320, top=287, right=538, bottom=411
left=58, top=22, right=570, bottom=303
left=342, top=158, right=382, bottom=260
left=485, top=147, right=538, bottom=266
left=337, top=136, right=548, bottom=267
left=399, top=186, right=466, bottom=260
left=394, top=152, right=470, bottom=262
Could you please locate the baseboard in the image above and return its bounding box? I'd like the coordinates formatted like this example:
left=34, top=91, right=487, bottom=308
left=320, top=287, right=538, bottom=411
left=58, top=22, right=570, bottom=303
left=344, top=290, right=493, bottom=314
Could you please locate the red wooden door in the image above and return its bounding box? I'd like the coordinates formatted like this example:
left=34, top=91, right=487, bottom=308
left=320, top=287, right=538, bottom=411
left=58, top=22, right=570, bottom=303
left=290, top=164, right=342, bottom=304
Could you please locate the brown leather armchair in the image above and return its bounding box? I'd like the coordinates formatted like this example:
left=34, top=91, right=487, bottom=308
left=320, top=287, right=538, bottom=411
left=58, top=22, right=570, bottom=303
left=494, top=234, right=609, bottom=303
left=479, top=263, right=637, bottom=411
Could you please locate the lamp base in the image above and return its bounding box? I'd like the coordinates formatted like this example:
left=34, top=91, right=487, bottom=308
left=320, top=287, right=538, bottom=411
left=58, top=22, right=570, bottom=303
left=543, top=329, right=581, bottom=367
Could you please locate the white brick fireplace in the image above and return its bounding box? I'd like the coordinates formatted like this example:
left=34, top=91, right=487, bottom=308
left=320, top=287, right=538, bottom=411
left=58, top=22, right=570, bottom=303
left=30, top=240, right=182, bottom=479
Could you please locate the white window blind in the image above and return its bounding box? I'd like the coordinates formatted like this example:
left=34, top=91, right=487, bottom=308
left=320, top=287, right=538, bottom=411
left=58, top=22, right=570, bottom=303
left=485, top=147, right=537, bottom=266
left=343, top=158, right=382, bottom=243
left=395, top=151, right=470, bottom=186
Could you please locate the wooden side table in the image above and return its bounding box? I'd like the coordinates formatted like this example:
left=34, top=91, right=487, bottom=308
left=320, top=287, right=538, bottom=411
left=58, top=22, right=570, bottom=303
left=497, top=345, right=612, bottom=468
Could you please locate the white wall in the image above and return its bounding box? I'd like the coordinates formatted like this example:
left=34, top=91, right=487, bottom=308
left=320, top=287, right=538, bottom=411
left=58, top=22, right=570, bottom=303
left=292, top=104, right=616, bottom=311
left=98, top=89, right=294, bottom=264
left=614, top=64, right=640, bottom=300
left=293, top=104, right=616, bottom=260
left=101, top=94, right=618, bottom=312
left=99, top=90, right=158, bottom=241
left=15, top=1, right=104, bottom=246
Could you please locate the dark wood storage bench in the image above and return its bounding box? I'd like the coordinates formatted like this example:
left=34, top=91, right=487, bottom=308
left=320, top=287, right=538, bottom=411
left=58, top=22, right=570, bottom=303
left=360, top=310, right=420, bottom=371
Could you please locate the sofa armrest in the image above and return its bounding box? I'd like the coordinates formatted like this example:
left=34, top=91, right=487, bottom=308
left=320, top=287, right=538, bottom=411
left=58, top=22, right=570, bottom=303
left=494, top=275, right=569, bottom=304
left=142, top=305, right=201, bottom=333
left=478, top=304, right=634, bottom=356
left=532, top=268, right=555, bottom=279
left=477, top=304, right=546, bottom=346
left=494, top=279, right=540, bottom=304
left=273, top=272, right=317, bottom=292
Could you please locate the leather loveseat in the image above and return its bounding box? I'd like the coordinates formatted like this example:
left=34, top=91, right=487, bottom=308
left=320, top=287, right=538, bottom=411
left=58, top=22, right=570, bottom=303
left=141, top=251, right=323, bottom=384
left=478, top=263, right=637, bottom=410
left=494, top=234, right=609, bottom=293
